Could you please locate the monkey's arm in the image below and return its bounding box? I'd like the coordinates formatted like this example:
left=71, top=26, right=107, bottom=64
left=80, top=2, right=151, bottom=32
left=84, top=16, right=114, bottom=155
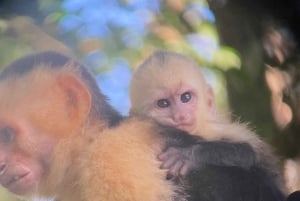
left=159, top=137, right=256, bottom=178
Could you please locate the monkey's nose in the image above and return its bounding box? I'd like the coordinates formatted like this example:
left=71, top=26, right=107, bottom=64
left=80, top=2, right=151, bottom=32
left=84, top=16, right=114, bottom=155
left=174, top=113, right=189, bottom=123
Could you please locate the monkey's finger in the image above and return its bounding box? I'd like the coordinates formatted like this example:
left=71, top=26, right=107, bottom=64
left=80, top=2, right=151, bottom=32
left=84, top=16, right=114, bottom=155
left=158, top=149, right=178, bottom=161
left=180, top=163, right=191, bottom=176
left=160, top=155, right=180, bottom=169
left=158, top=152, right=169, bottom=161
left=168, top=161, right=184, bottom=177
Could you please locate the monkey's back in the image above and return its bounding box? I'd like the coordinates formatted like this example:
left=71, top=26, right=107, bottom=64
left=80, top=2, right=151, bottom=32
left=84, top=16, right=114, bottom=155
left=81, top=117, right=180, bottom=201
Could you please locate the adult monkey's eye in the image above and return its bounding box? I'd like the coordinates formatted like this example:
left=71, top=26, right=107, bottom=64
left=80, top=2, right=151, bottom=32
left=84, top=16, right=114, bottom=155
left=157, top=99, right=170, bottom=108
left=181, top=92, right=192, bottom=103
left=0, top=127, right=15, bottom=144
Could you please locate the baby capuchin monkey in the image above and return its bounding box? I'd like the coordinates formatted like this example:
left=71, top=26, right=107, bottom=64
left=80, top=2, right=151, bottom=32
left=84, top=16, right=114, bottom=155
left=130, top=50, right=286, bottom=193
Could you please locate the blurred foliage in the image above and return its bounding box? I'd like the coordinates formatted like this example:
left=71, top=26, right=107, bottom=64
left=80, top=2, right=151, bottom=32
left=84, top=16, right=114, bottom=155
left=0, top=187, right=19, bottom=201
left=0, top=0, right=240, bottom=115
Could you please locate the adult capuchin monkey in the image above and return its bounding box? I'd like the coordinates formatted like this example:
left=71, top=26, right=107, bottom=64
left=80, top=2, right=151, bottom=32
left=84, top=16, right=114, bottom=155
left=130, top=50, right=286, bottom=199
left=0, top=51, right=284, bottom=201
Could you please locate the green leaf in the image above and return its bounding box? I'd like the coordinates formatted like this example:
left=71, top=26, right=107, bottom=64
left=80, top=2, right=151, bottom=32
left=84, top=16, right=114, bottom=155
left=212, top=46, right=241, bottom=70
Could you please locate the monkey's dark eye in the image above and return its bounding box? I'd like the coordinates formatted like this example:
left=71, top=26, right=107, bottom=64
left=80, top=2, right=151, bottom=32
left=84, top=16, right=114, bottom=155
left=157, top=99, right=170, bottom=108
left=0, top=127, right=15, bottom=144
left=181, top=92, right=192, bottom=103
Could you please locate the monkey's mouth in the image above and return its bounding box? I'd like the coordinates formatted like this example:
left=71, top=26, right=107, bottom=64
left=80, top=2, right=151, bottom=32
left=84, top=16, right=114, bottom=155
left=3, top=172, right=31, bottom=194
left=175, top=124, right=194, bottom=132
left=7, top=173, right=29, bottom=185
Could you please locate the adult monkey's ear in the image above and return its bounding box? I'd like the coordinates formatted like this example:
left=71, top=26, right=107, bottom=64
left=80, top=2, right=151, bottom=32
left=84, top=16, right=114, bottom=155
left=57, top=73, right=92, bottom=129
left=265, top=65, right=292, bottom=129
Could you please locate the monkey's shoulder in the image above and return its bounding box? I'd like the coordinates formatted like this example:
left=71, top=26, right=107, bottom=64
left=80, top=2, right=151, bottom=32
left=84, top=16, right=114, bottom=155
left=81, top=116, right=175, bottom=201
left=84, top=116, right=166, bottom=167
left=96, top=116, right=164, bottom=146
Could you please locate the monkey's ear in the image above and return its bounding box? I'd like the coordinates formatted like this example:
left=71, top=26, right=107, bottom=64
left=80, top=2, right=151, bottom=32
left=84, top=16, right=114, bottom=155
left=205, top=85, right=217, bottom=116
left=57, top=74, right=92, bottom=126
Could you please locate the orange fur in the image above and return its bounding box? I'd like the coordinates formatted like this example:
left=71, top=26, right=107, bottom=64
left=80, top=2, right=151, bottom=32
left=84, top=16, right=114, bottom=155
left=81, top=119, right=176, bottom=201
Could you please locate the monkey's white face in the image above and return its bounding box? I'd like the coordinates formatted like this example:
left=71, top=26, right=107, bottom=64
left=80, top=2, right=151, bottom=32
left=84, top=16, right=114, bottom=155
left=147, top=85, right=198, bottom=134
left=0, top=115, right=56, bottom=197
left=0, top=73, right=81, bottom=197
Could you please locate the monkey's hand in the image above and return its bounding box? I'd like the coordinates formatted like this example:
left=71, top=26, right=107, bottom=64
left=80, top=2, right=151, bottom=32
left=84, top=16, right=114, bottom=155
left=158, top=145, right=198, bottom=179
left=158, top=141, right=256, bottom=179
